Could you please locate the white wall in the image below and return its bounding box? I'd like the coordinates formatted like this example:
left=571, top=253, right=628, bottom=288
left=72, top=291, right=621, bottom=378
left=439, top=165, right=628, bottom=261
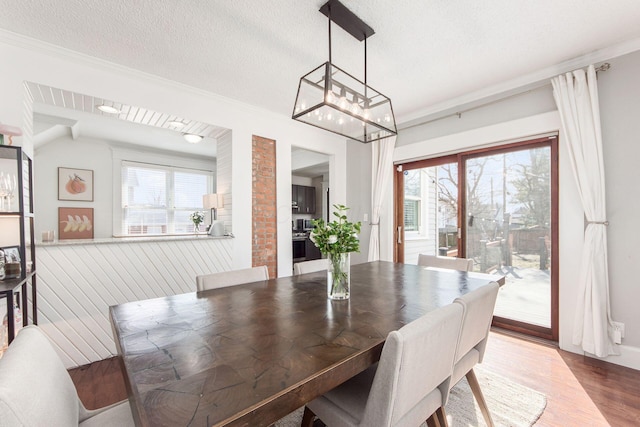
left=0, top=31, right=348, bottom=278
left=597, top=51, right=640, bottom=364
left=346, top=140, right=372, bottom=265
left=387, top=49, right=640, bottom=370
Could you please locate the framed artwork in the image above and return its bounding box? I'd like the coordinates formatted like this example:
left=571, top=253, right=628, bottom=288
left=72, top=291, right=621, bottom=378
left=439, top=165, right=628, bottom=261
left=2, top=246, right=20, bottom=262
left=59, top=207, right=94, bottom=240
left=58, top=167, right=94, bottom=201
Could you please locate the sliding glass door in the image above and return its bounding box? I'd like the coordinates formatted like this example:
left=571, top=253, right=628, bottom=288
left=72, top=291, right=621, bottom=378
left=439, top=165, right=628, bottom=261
left=396, top=158, right=459, bottom=265
left=395, top=137, right=558, bottom=340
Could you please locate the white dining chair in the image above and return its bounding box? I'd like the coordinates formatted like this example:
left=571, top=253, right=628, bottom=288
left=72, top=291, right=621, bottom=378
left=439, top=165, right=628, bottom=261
left=293, top=259, right=329, bottom=275
left=196, top=265, right=269, bottom=291
left=451, top=282, right=500, bottom=427
left=418, top=254, right=474, bottom=271
left=0, top=326, right=135, bottom=427
left=301, top=302, right=464, bottom=427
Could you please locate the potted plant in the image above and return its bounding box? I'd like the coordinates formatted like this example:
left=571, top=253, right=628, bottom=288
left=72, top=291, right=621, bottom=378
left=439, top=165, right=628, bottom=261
left=189, top=211, right=205, bottom=233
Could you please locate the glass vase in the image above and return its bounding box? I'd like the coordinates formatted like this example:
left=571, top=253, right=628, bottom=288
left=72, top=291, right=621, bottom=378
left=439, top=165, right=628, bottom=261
left=327, top=252, right=350, bottom=300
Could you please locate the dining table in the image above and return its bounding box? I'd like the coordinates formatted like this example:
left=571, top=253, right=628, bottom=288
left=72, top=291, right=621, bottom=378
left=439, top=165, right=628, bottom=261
left=109, top=260, right=504, bottom=427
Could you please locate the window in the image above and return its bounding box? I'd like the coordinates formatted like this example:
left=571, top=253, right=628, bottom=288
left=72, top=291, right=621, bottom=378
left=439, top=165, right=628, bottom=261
left=121, top=161, right=213, bottom=235
left=403, top=169, right=427, bottom=234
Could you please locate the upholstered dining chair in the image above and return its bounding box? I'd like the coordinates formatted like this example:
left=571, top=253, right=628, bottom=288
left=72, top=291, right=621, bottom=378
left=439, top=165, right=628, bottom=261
left=417, top=254, right=474, bottom=272
left=196, top=265, right=269, bottom=291
left=301, top=302, right=464, bottom=427
left=293, top=258, right=328, bottom=275
left=0, top=326, right=134, bottom=427
left=451, top=282, right=500, bottom=427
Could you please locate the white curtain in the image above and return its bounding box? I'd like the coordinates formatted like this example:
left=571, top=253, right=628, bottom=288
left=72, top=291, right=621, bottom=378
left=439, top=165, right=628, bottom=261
left=368, top=136, right=396, bottom=261
left=551, top=65, right=617, bottom=357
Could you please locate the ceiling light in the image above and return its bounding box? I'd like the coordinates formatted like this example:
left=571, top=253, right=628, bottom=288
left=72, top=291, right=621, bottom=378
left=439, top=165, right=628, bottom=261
left=168, top=120, right=187, bottom=129
left=292, top=0, right=397, bottom=143
left=96, top=104, right=121, bottom=114
left=183, top=133, right=203, bottom=143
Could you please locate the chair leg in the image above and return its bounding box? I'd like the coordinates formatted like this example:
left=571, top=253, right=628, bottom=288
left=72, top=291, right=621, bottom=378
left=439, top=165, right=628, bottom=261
left=426, top=414, right=440, bottom=427
left=301, top=406, right=316, bottom=427
left=466, top=369, right=495, bottom=427
left=426, top=407, right=447, bottom=427
left=436, top=406, right=448, bottom=427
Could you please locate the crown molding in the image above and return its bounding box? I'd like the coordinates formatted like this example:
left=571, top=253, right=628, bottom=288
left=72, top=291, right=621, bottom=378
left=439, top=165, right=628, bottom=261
left=398, top=35, right=640, bottom=128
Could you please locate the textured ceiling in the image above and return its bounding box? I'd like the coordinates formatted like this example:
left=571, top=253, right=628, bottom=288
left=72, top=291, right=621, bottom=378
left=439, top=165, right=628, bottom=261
left=2, top=0, right=640, bottom=125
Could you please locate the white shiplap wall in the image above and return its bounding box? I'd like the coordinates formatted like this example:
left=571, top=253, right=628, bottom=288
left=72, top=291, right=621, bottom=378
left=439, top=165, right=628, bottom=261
left=35, top=237, right=233, bottom=368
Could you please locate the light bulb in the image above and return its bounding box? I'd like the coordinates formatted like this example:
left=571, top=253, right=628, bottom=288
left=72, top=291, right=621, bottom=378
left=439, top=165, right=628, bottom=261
left=339, top=96, right=348, bottom=109
left=326, top=112, right=333, bottom=120
left=384, top=114, right=391, bottom=122
left=325, top=92, right=336, bottom=104
left=338, top=117, right=344, bottom=125
left=363, top=109, right=371, bottom=120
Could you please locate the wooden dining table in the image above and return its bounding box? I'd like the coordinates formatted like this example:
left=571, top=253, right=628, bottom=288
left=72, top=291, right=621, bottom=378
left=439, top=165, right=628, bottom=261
left=109, top=260, right=503, bottom=427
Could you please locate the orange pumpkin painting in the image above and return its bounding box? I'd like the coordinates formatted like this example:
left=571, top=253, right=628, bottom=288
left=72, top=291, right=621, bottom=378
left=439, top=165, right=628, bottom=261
left=58, top=167, right=93, bottom=201
left=65, top=174, right=87, bottom=194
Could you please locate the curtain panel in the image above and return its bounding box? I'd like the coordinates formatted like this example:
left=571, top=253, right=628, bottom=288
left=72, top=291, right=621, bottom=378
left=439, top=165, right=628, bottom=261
left=368, top=136, right=396, bottom=262
left=551, top=65, right=617, bottom=357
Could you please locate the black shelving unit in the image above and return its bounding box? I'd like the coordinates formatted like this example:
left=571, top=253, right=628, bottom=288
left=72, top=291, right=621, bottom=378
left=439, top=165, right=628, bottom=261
left=0, top=145, right=37, bottom=345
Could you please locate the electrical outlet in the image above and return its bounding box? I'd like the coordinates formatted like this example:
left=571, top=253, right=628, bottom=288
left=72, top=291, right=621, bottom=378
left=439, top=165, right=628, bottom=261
left=363, top=213, right=368, bottom=222
left=613, top=321, right=625, bottom=344
left=613, top=321, right=625, bottom=338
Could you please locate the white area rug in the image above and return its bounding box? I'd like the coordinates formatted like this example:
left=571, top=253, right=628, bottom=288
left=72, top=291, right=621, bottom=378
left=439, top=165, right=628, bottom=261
left=275, top=367, right=546, bottom=427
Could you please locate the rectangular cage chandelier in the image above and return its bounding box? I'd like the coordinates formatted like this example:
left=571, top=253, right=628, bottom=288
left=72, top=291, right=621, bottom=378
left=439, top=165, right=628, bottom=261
left=292, top=0, right=397, bottom=143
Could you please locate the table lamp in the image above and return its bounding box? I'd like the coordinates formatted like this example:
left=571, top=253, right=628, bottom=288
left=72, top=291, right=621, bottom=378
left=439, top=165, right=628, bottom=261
left=203, top=193, right=225, bottom=236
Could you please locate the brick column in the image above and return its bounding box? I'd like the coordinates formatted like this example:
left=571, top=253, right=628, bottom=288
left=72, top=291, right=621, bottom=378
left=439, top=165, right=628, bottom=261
left=252, top=135, right=277, bottom=278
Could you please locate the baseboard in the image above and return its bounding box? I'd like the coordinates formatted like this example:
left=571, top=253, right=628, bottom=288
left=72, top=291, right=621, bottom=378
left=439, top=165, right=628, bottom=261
left=586, top=344, right=640, bottom=371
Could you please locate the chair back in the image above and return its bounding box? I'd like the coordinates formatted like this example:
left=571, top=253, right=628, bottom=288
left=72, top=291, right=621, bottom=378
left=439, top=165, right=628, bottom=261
left=418, top=254, right=474, bottom=271
left=453, top=282, right=500, bottom=366
left=293, top=259, right=328, bottom=275
left=362, top=303, right=464, bottom=426
left=0, top=326, right=81, bottom=426
left=196, top=265, right=269, bottom=291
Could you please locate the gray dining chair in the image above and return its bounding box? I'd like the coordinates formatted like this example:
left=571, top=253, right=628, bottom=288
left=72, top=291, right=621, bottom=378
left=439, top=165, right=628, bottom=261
left=451, top=282, right=500, bottom=427
left=293, top=259, right=328, bottom=275
left=196, top=265, right=269, bottom=291
left=0, top=325, right=135, bottom=427
left=301, top=302, right=464, bottom=427
left=418, top=254, right=474, bottom=271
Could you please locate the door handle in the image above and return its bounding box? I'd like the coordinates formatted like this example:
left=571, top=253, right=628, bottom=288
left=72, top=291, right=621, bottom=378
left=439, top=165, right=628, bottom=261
left=397, top=226, right=402, bottom=244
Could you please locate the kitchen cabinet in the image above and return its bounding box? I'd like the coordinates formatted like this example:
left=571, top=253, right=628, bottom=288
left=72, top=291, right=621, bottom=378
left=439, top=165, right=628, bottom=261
left=305, top=238, right=321, bottom=261
left=291, top=185, right=316, bottom=214
left=0, top=145, right=37, bottom=346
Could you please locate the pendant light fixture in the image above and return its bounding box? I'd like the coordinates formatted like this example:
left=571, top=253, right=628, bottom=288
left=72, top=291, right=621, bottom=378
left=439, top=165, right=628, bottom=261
left=292, top=0, right=397, bottom=143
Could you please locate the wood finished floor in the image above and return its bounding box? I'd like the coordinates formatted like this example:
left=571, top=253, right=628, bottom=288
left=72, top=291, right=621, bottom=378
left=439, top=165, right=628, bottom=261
left=69, top=330, right=640, bottom=426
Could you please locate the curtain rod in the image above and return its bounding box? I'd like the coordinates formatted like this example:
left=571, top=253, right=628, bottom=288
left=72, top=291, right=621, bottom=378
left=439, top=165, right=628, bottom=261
left=401, top=63, right=611, bottom=130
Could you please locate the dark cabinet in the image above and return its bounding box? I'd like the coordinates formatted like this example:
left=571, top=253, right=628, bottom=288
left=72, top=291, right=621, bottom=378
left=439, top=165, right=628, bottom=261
left=305, top=238, right=321, bottom=260
left=0, top=145, right=37, bottom=346
left=292, top=185, right=316, bottom=214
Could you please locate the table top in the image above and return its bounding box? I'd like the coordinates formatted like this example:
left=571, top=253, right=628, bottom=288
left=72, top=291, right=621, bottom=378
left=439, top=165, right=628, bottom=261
left=110, top=261, right=503, bottom=427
